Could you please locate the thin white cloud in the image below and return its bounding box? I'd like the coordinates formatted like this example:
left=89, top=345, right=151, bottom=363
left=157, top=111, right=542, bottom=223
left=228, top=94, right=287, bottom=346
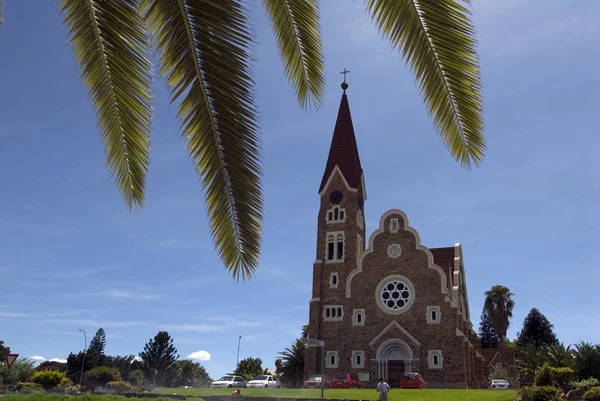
left=45, top=318, right=144, bottom=328
left=49, top=358, right=67, bottom=363
left=188, top=350, right=211, bottom=361
left=160, top=324, right=224, bottom=333
left=104, top=289, right=158, bottom=301
left=30, top=356, right=46, bottom=362
left=0, top=311, right=29, bottom=318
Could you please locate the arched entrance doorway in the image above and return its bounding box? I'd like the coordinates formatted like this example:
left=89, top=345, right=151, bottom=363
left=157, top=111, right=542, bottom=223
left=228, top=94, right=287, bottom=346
left=376, top=339, right=413, bottom=387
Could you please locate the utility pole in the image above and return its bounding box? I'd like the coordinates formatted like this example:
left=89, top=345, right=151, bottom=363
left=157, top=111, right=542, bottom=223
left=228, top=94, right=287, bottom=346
left=78, top=329, right=87, bottom=387
left=236, top=336, right=242, bottom=371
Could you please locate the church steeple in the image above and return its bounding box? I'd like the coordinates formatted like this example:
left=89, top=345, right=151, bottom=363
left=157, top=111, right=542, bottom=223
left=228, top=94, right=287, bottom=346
left=318, top=81, right=364, bottom=196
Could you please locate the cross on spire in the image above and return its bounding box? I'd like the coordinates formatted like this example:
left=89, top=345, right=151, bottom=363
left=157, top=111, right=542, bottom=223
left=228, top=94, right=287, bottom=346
left=340, top=68, right=350, bottom=83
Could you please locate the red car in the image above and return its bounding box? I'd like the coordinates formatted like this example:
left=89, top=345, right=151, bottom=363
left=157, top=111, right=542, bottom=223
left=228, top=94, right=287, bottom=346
left=303, top=375, right=330, bottom=389
left=400, top=372, right=427, bottom=389
left=330, top=373, right=363, bottom=388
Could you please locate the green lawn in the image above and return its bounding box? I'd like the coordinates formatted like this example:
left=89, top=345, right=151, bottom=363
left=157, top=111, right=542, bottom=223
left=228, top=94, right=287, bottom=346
left=156, top=387, right=518, bottom=401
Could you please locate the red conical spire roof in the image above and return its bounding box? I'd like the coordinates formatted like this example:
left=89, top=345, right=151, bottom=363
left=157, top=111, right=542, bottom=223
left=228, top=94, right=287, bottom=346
left=319, top=83, right=363, bottom=193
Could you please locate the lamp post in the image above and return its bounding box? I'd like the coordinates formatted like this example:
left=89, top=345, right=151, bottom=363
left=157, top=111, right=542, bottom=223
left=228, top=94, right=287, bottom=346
left=78, top=329, right=87, bottom=387
left=236, top=336, right=242, bottom=370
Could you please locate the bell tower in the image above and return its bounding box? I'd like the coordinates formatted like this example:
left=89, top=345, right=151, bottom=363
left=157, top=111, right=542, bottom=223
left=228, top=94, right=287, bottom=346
left=305, top=78, right=367, bottom=378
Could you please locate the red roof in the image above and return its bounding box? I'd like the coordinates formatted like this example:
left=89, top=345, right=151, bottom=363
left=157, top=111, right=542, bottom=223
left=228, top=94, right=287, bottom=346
left=430, top=247, right=456, bottom=290
left=479, top=348, right=516, bottom=366
left=319, top=89, right=363, bottom=193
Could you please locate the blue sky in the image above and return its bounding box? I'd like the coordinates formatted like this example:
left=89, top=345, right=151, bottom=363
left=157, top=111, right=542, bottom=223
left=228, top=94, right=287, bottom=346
left=1, top=0, right=599, bottom=379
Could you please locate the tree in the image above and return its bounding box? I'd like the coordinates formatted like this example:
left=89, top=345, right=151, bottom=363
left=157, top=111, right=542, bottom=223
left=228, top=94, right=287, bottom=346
left=547, top=343, right=574, bottom=369
left=66, top=349, right=103, bottom=382
left=128, top=369, right=145, bottom=389
left=89, top=328, right=107, bottom=355
left=516, top=308, right=559, bottom=349
left=301, top=325, right=309, bottom=338
left=0, top=0, right=485, bottom=280
left=573, top=341, right=600, bottom=380
left=0, top=358, right=36, bottom=386
left=0, top=340, right=10, bottom=362
left=234, top=357, right=264, bottom=382
left=484, top=285, right=515, bottom=361
left=479, top=307, right=500, bottom=349
left=534, top=363, right=554, bottom=387
left=82, top=366, right=121, bottom=390
left=139, top=331, right=179, bottom=387
left=172, top=360, right=211, bottom=388
left=277, top=339, right=305, bottom=388
left=516, top=344, right=548, bottom=383
left=36, top=361, right=68, bottom=372
left=106, top=355, right=137, bottom=382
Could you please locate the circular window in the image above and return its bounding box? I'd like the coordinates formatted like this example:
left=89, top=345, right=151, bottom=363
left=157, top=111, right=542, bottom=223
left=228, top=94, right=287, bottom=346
left=375, top=275, right=415, bottom=314
left=329, top=190, right=343, bottom=204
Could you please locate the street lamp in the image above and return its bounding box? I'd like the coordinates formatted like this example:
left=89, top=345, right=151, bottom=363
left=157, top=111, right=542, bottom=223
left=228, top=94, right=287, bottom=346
left=236, top=336, right=242, bottom=370
left=78, top=329, right=87, bottom=387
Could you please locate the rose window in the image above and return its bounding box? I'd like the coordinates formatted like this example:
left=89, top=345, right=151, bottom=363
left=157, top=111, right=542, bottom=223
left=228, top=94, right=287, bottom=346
left=381, top=280, right=411, bottom=310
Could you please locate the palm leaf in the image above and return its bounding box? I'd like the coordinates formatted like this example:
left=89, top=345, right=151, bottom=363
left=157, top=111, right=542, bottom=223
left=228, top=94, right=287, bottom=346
left=366, top=0, right=485, bottom=168
left=0, top=0, right=4, bottom=31
left=263, top=0, right=325, bottom=109
left=58, top=0, right=153, bottom=209
left=143, top=0, right=262, bottom=280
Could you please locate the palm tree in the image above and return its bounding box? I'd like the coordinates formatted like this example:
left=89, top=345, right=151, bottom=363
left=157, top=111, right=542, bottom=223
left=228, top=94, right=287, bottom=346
left=516, top=344, right=548, bottom=383
left=573, top=341, right=600, bottom=380
left=484, top=285, right=515, bottom=362
left=277, top=339, right=305, bottom=388
left=0, top=0, right=484, bottom=280
left=547, top=343, right=574, bottom=368
left=301, top=325, right=309, bottom=338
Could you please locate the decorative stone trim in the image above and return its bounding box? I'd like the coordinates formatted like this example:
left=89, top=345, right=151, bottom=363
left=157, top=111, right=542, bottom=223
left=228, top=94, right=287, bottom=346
left=323, top=305, right=343, bottom=321
left=329, top=273, right=339, bottom=289
left=357, top=210, right=364, bottom=229
left=325, top=351, right=339, bottom=368
left=389, top=218, right=400, bottom=233
left=368, top=320, right=421, bottom=347
left=352, top=351, right=365, bottom=368
left=375, top=275, right=415, bottom=315
left=428, top=350, right=443, bottom=369
left=326, top=205, right=346, bottom=224
left=309, top=297, right=321, bottom=303
left=387, top=244, right=402, bottom=258
left=426, top=306, right=441, bottom=324
left=352, top=309, right=365, bottom=326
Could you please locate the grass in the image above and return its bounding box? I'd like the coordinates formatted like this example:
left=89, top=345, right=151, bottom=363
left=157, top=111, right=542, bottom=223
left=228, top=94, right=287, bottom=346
left=156, top=387, right=519, bottom=401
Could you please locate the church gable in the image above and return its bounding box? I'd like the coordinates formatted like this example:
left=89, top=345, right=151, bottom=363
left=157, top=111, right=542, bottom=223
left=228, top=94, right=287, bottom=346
left=346, top=209, right=448, bottom=299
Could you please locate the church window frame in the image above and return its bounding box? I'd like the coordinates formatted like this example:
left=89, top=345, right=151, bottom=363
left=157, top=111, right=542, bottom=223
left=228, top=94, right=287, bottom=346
left=426, top=306, right=441, bottom=324
left=375, top=275, right=416, bottom=315
left=352, top=309, right=365, bottom=326
left=428, top=350, right=443, bottom=369
left=326, top=351, right=339, bottom=369
left=330, top=273, right=339, bottom=288
left=389, top=217, right=400, bottom=233
left=326, top=205, right=346, bottom=224
left=356, top=209, right=364, bottom=229
left=326, top=231, right=345, bottom=263
left=352, top=351, right=365, bottom=369
left=357, top=234, right=364, bottom=262
left=323, top=305, right=343, bottom=322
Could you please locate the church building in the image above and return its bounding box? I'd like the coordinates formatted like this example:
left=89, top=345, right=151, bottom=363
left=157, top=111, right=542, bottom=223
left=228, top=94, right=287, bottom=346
left=304, top=81, right=486, bottom=389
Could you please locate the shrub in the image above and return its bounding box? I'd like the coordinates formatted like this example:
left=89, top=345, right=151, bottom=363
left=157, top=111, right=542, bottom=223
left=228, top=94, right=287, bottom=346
left=60, top=376, right=74, bottom=387
left=16, top=382, right=43, bottom=393
left=82, top=366, right=121, bottom=389
left=106, top=381, right=135, bottom=393
left=520, top=386, right=562, bottom=401
left=535, top=363, right=554, bottom=387
left=583, top=387, right=600, bottom=401
left=573, top=378, right=600, bottom=390
left=31, top=369, right=66, bottom=389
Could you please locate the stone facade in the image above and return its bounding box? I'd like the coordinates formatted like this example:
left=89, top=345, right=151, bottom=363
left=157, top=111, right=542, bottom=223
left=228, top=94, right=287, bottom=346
left=304, top=86, right=484, bottom=389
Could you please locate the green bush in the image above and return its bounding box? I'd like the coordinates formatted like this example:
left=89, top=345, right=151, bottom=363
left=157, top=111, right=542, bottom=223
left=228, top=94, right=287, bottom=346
left=583, top=387, right=600, bottom=401
left=520, top=386, right=562, bottom=401
left=59, top=376, right=74, bottom=387
left=16, top=382, right=43, bottom=393
left=535, top=363, right=554, bottom=387
left=31, top=369, right=66, bottom=389
left=82, top=366, right=121, bottom=389
left=573, top=378, right=600, bottom=390
left=106, top=381, right=135, bottom=393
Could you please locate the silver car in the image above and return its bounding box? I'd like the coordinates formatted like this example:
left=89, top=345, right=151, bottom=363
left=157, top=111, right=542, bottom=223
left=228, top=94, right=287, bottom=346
left=210, top=375, right=247, bottom=388
left=488, top=379, right=510, bottom=389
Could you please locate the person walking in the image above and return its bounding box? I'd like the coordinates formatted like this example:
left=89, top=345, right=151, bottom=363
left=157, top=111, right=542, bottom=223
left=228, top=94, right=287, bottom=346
left=376, top=377, right=391, bottom=401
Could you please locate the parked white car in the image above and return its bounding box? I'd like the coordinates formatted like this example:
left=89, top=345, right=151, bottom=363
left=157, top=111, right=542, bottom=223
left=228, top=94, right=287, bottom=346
left=210, top=375, right=247, bottom=388
left=488, top=379, right=510, bottom=389
left=246, top=375, right=281, bottom=388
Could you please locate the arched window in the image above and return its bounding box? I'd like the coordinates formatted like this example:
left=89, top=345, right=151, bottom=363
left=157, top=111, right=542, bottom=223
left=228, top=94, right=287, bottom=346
left=340, top=210, right=345, bottom=220
left=428, top=350, right=443, bottom=369
left=336, top=234, right=344, bottom=260
left=352, top=309, right=365, bottom=326
left=357, top=313, right=362, bottom=323
left=356, top=354, right=361, bottom=366
left=328, top=211, right=333, bottom=221
left=337, top=307, right=342, bottom=317
left=325, top=308, right=330, bottom=318
left=330, top=354, right=335, bottom=366
left=433, top=355, right=440, bottom=366
left=326, top=232, right=344, bottom=262
left=327, top=235, right=335, bottom=260
left=326, top=206, right=346, bottom=223
left=431, top=310, right=437, bottom=321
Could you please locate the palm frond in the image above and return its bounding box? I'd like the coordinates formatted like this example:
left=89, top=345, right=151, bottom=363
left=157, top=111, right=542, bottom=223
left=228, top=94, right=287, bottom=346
left=143, top=0, right=262, bottom=280
left=59, top=0, right=153, bottom=210
left=366, top=0, right=485, bottom=168
left=263, top=0, right=325, bottom=109
left=0, top=0, right=4, bottom=31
